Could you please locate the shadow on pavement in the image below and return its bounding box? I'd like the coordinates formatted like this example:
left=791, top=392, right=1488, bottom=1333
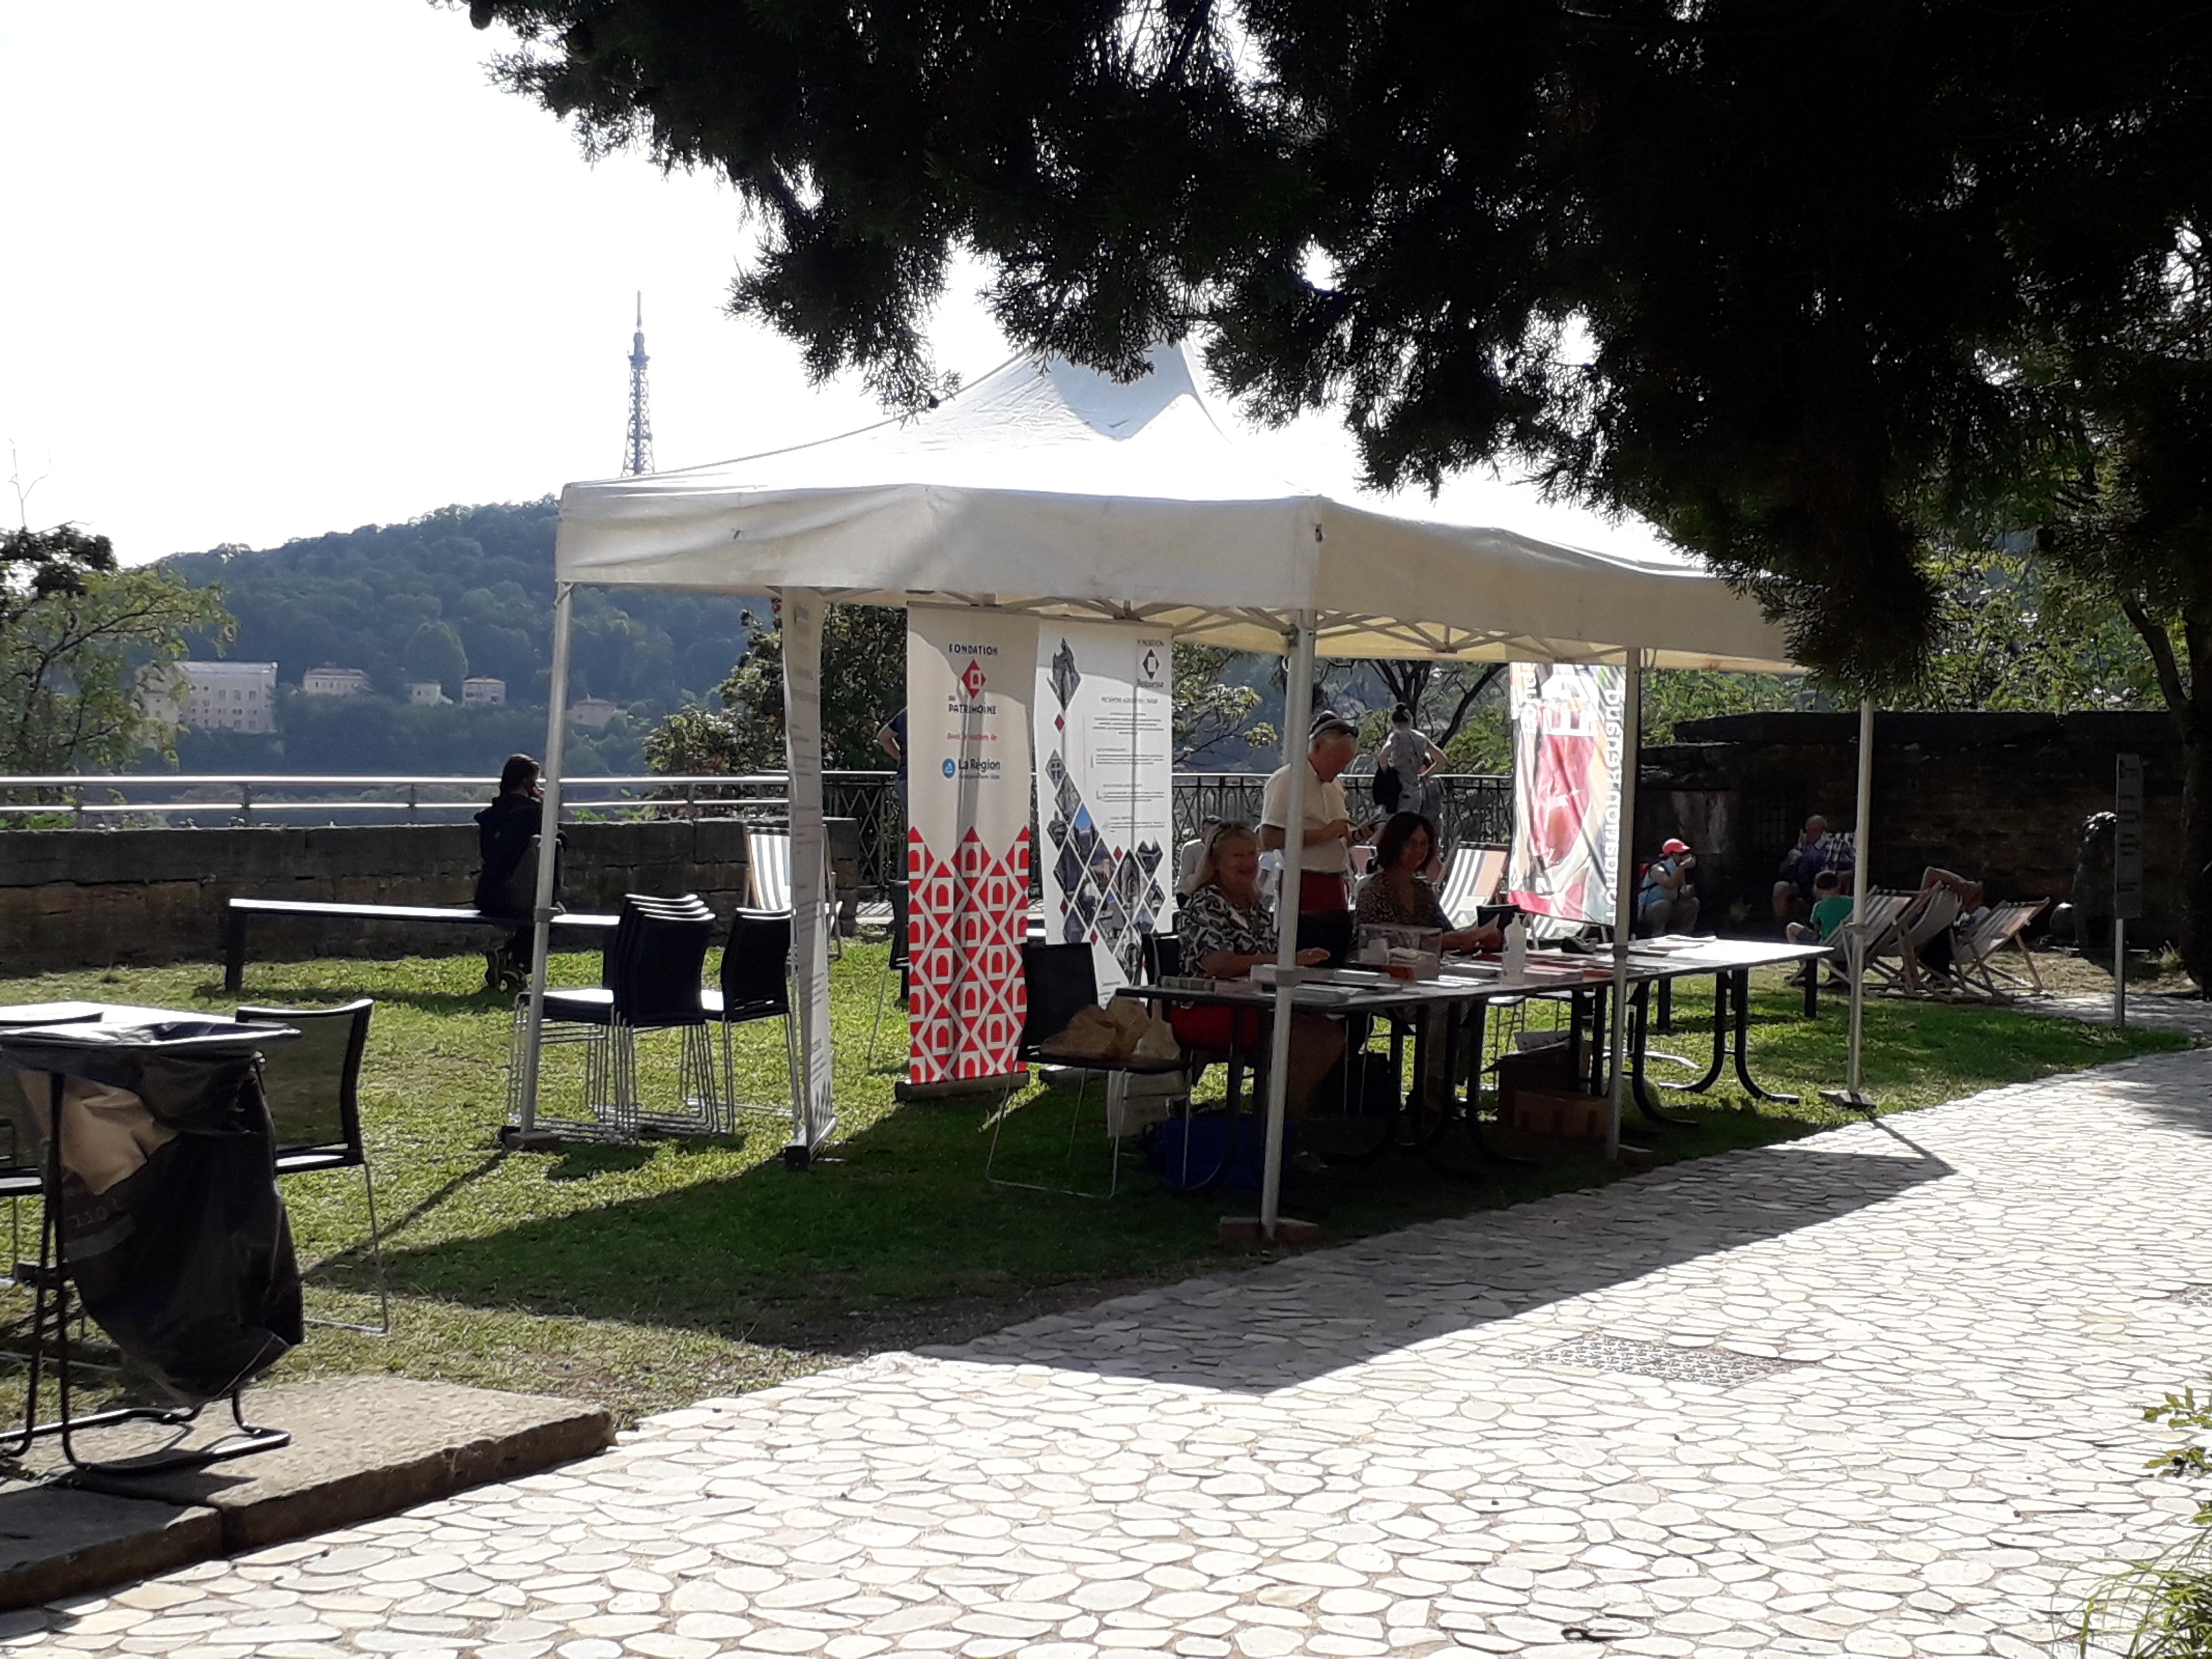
left=945, top=1133, right=1953, bottom=1392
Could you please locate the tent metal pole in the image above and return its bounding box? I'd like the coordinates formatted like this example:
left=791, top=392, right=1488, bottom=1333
left=1605, top=647, right=1643, bottom=1163
left=516, top=581, right=575, bottom=1138
left=1258, top=614, right=1317, bottom=1241
left=1847, top=697, right=1874, bottom=1097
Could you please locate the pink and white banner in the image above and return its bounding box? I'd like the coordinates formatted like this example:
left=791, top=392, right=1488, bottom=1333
left=1506, top=663, right=1625, bottom=924
left=906, top=606, right=1038, bottom=1084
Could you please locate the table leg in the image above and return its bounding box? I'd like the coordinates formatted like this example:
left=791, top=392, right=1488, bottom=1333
left=1656, top=976, right=1673, bottom=1034
left=1656, top=972, right=1730, bottom=1095
left=1629, top=983, right=1697, bottom=1128
left=1804, top=963, right=1819, bottom=1019
left=1421, top=999, right=1533, bottom=1175
left=1730, top=968, right=1800, bottom=1103
left=223, top=908, right=248, bottom=993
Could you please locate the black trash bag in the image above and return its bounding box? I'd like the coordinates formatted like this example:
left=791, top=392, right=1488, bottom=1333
left=12, top=1027, right=303, bottom=1406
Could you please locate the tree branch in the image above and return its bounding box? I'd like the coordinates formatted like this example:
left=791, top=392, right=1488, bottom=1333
left=2123, top=594, right=2195, bottom=737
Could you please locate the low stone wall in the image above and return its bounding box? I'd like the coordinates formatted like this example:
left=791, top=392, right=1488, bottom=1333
left=1640, top=710, right=2185, bottom=943
left=0, top=820, right=751, bottom=975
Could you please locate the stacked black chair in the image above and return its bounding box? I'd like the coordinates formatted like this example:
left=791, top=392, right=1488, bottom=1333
left=984, top=942, right=1190, bottom=1199
left=236, top=998, right=388, bottom=1335
left=522, top=893, right=719, bottom=1138
left=702, top=908, right=804, bottom=1133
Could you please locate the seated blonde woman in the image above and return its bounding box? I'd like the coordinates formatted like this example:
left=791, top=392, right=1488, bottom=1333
left=1176, top=821, right=1346, bottom=1129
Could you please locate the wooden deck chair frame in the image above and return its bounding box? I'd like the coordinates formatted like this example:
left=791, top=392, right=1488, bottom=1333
left=1953, top=899, right=2049, bottom=999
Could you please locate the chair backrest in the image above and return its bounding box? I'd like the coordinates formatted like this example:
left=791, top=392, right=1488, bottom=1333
left=721, top=908, right=794, bottom=1022
left=236, top=998, right=374, bottom=1168
left=1439, top=845, right=1508, bottom=927
left=1020, top=941, right=1100, bottom=1055
left=1960, top=898, right=2044, bottom=962
left=745, top=829, right=795, bottom=913
left=1847, top=890, right=1916, bottom=956
left=1142, top=931, right=1183, bottom=982
left=1901, top=887, right=1961, bottom=953
left=608, top=895, right=714, bottom=1027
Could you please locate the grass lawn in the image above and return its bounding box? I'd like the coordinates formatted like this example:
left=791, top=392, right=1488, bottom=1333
left=0, top=944, right=2187, bottom=1426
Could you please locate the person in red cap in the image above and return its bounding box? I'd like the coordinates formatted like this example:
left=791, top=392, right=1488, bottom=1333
left=1635, top=837, right=1700, bottom=936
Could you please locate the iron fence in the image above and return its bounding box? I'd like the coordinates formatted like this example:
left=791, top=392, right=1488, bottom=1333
left=1172, top=772, right=1513, bottom=853
left=0, top=768, right=1512, bottom=893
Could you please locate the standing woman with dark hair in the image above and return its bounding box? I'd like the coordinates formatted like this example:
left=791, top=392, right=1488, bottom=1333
left=475, top=753, right=556, bottom=991
left=1374, top=705, right=1446, bottom=819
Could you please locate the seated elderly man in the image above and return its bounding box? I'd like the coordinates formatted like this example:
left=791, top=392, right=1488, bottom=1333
left=1772, top=814, right=1854, bottom=928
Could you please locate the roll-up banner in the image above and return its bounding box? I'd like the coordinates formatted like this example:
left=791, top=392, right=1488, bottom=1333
left=906, top=606, right=1040, bottom=1085
left=1506, top=662, right=1625, bottom=925
left=778, top=588, right=837, bottom=1147
left=1035, top=623, right=1176, bottom=995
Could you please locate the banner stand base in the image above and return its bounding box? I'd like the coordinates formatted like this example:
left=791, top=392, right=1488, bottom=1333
left=895, top=1070, right=1027, bottom=1103
left=1819, top=1088, right=1879, bottom=1114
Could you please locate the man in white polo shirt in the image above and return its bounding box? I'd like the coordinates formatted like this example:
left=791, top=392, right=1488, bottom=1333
left=1260, top=710, right=1363, bottom=918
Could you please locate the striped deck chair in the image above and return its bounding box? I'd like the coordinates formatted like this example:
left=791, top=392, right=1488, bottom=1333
left=1866, top=886, right=1960, bottom=996
left=1439, top=843, right=1509, bottom=928
left=743, top=828, right=840, bottom=959
left=1953, top=898, right=2049, bottom=999
left=1827, top=890, right=1915, bottom=990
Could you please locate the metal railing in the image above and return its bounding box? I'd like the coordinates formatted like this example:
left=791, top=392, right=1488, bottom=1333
left=0, top=768, right=1513, bottom=891
left=1174, top=771, right=1514, bottom=853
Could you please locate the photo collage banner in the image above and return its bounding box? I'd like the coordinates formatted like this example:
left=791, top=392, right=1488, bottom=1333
left=1033, top=622, right=1175, bottom=995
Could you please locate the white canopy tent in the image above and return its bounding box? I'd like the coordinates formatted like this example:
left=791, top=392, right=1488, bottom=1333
left=524, top=343, right=1807, bottom=1234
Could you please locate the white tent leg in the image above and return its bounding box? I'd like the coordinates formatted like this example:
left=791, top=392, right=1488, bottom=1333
left=780, top=588, right=837, bottom=1153
left=1258, top=614, right=1317, bottom=1242
left=515, top=582, right=576, bottom=1138
left=1606, top=647, right=1643, bottom=1162
left=1847, top=696, right=1874, bottom=1096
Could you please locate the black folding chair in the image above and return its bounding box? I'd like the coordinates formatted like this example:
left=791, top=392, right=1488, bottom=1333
left=984, top=943, right=1188, bottom=1199
left=704, top=908, right=805, bottom=1133
left=237, top=998, right=388, bottom=1335
left=517, top=894, right=719, bottom=1138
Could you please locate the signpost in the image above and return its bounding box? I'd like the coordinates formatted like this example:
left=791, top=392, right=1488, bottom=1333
left=2114, top=753, right=2144, bottom=1027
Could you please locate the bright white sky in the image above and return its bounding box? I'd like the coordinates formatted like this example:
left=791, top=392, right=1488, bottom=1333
left=0, top=0, right=1667, bottom=566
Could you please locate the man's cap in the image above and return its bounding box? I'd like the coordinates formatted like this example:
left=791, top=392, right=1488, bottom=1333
left=1310, top=709, right=1358, bottom=739
left=1661, top=838, right=1691, bottom=855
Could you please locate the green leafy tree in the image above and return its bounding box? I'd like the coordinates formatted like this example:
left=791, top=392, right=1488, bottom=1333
left=647, top=602, right=905, bottom=774
left=1171, top=644, right=1267, bottom=765
left=401, top=619, right=469, bottom=697
left=0, top=524, right=233, bottom=777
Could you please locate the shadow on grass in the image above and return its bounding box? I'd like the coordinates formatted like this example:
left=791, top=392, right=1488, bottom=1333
left=192, top=978, right=517, bottom=1017
left=343, top=1074, right=1952, bottom=1385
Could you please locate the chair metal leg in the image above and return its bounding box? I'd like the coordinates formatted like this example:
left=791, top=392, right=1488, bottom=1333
left=305, top=1159, right=392, bottom=1337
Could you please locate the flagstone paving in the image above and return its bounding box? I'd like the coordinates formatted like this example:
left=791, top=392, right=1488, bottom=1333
left=18, top=1048, right=2212, bottom=1658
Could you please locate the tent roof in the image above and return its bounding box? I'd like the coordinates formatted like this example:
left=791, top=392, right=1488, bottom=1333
left=555, top=344, right=1797, bottom=670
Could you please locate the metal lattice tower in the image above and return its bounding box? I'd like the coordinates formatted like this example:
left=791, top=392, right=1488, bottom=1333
left=622, top=293, right=654, bottom=476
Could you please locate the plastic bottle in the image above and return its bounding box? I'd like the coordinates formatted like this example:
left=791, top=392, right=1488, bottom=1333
left=1503, top=914, right=1527, bottom=980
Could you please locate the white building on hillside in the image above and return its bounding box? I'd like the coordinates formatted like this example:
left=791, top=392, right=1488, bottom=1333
left=461, top=676, right=506, bottom=706
left=140, top=660, right=278, bottom=735
left=406, top=681, right=446, bottom=706
left=567, top=696, right=619, bottom=731
left=303, top=666, right=371, bottom=698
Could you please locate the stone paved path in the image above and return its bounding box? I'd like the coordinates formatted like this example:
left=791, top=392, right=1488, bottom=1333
left=20, top=1049, right=2212, bottom=1658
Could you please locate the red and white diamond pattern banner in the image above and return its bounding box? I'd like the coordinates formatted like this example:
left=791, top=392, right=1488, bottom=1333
left=907, top=606, right=1039, bottom=1084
